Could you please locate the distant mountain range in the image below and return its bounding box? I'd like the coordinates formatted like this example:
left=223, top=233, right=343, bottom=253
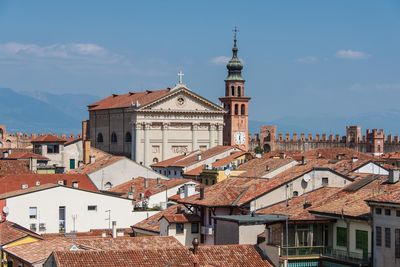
left=1, top=87, right=400, bottom=135
left=0, top=88, right=98, bottom=133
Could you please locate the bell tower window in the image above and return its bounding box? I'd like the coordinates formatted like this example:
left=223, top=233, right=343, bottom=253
left=231, top=86, right=235, bottom=96
left=238, top=86, right=242, bottom=97
left=241, top=104, right=245, bottom=115
left=234, top=104, right=239, bottom=115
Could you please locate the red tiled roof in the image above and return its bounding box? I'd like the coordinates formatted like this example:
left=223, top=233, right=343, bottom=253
left=31, top=134, right=66, bottom=143
left=132, top=204, right=185, bottom=234
left=108, top=177, right=195, bottom=199
left=236, top=158, right=295, bottom=178
left=64, top=137, right=82, bottom=146
left=366, top=189, right=400, bottom=205
left=0, top=160, right=32, bottom=175
left=178, top=160, right=337, bottom=207
left=309, top=175, right=400, bottom=218
left=70, top=147, right=123, bottom=174
left=212, top=151, right=248, bottom=168
left=0, top=220, right=42, bottom=246
left=161, top=213, right=200, bottom=224
left=196, top=244, right=272, bottom=267
left=0, top=173, right=98, bottom=195
left=88, top=88, right=171, bottom=111
left=257, top=187, right=341, bottom=221
left=4, top=152, right=49, bottom=160
left=151, top=146, right=238, bottom=169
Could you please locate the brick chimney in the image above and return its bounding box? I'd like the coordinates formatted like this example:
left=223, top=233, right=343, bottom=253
left=82, top=120, right=91, bottom=164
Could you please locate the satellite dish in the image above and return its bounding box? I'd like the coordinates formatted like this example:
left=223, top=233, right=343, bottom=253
left=3, top=206, right=9, bottom=216
left=224, top=169, right=231, bottom=177
left=303, top=174, right=311, bottom=183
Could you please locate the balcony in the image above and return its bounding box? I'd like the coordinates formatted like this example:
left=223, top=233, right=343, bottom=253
left=322, top=248, right=371, bottom=266
left=281, top=246, right=324, bottom=259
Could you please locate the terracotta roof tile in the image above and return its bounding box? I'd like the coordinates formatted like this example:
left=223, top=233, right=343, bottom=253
left=366, top=189, right=400, bottom=205
left=88, top=88, right=171, bottom=111
left=236, top=158, right=296, bottom=178
left=0, top=173, right=98, bottom=194
left=31, top=134, right=67, bottom=143
left=0, top=220, right=42, bottom=246
left=108, top=177, right=195, bottom=199
left=70, top=147, right=123, bottom=174
left=0, top=160, right=32, bottom=175
left=196, top=244, right=272, bottom=267
left=162, top=213, right=200, bottom=224
left=3, top=152, right=49, bottom=160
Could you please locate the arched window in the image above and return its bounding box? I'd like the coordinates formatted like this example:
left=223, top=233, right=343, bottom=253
left=111, top=132, right=117, bottom=143
left=104, top=182, right=112, bottom=190
left=153, top=157, right=159, bottom=163
left=227, top=104, right=231, bottom=114
left=97, top=133, right=103, bottom=143
left=234, top=104, right=239, bottom=115
left=241, top=104, right=245, bottom=115
left=125, top=132, right=132, bottom=143
left=238, top=86, right=242, bottom=97
left=231, top=86, right=235, bottom=96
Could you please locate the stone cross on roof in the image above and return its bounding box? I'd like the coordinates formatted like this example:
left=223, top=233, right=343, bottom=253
left=177, top=70, right=184, bottom=84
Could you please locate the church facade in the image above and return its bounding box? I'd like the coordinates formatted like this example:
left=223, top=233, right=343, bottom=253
left=87, top=34, right=249, bottom=166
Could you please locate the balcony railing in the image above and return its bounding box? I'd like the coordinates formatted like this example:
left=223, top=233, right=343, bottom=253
left=280, top=246, right=371, bottom=266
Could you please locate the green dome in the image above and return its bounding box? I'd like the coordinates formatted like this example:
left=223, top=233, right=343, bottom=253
left=226, top=39, right=244, bottom=81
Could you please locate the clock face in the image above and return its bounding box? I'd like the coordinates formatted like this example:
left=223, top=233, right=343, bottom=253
left=234, top=132, right=246, bottom=145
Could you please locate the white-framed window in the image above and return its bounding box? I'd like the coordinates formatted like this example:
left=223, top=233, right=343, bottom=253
left=29, top=207, right=37, bottom=219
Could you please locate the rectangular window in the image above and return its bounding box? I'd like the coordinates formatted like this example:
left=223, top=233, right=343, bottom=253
left=376, top=226, right=382, bottom=247
left=29, top=207, right=37, bottom=219
left=336, top=227, right=347, bottom=247
left=375, top=208, right=382, bottom=215
left=356, top=230, right=368, bottom=251
left=47, top=144, right=60, bottom=154
left=33, top=144, right=42, bottom=155
left=176, top=223, right=184, bottom=234
left=29, top=223, right=37, bottom=232
left=59, top=206, right=66, bottom=233
left=88, top=205, right=97, bottom=211
left=395, top=229, right=400, bottom=259
left=385, top=209, right=391, bottom=216
left=322, top=177, right=329, bottom=186
left=385, top=228, right=391, bottom=248
left=191, top=223, right=199, bottom=234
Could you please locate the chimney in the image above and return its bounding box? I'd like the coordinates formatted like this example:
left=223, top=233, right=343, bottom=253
left=279, top=152, right=286, bottom=159
left=197, top=154, right=202, bottom=161
left=266, top=165, right=270, bottom=172
left=303, top=201, right=312, bottom=209
left=336, top=154, right=342, bottom=160
left=144, top=178, right=149, bottom=189
left=388, top=169, right=400, bottom=184
left=82, top=120, right=91, bottom=164
left=301, top=156, right=306, bottom=165
left=90, top=155, right=96, bottom=164
left=128, top=186, right=135, bottom=199
left=192, top=238, right=199, bottom=255
left=351, top=156, right=358, bottom=163
left=112, top=221, right=117, bottom=238
left=177, top=206, right=183, bottom=214
left=2, top=150, right=8, bottom=158
left=199, top=187, right=205, bottom=200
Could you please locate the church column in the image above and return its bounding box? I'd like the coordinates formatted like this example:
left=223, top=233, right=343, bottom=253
left=143, top=123, right=150, bottom=166
left=134, top=123, right=143, bottom=163
left=192, top=123, right=199, bottom=151
left=217, top=124, right=224, bottom=145
left=162, top=123, right=169, bottom=160
left=209, top=124, right=216, bottom=149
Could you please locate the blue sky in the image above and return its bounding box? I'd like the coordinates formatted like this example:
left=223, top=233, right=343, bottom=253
left=1, top=1, right=400, bottom=125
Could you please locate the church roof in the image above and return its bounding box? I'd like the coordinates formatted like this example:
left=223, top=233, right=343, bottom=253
left=88, top=88, right=171, bottom=111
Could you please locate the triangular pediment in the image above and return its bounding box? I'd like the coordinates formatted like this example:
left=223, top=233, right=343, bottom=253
left=137, top=85, right=225, bottom=113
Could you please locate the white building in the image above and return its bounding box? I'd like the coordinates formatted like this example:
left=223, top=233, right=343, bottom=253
left=88, top=84, right=226, bottom=167
left=0, top=184, right=157, bottom=234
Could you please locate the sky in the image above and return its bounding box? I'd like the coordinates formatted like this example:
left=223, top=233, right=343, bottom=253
left=1, top=1, right=400, bottom=125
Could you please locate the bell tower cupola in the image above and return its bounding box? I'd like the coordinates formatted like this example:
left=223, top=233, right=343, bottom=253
left=219, top=28, right=250, bottom=151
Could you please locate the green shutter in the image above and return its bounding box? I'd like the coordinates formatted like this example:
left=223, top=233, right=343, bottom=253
left=336, top=227, right=347, bottom=247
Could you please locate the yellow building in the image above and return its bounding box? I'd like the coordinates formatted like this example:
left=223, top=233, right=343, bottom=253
left=0, top=220, right=42, bottom=267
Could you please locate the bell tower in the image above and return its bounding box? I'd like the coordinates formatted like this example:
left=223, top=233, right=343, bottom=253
left=219, top=28, right=250, bottom=151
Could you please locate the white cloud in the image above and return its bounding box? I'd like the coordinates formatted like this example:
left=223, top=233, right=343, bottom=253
left=211, top=56, right=230, bottom=65
left=0, top=42, right=108, bottom=59
left=335, top=49, right=369, bottom=60
left=295, top=56, right=318, bottom=64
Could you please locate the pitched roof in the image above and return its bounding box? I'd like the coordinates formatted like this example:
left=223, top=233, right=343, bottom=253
left=0, top=160, right=32, bottom=175
left=161, top=212, right=200, bottom=224
left=31, top=134, right=67, bottom=143
left=4, top=152, right=49, bottom=160
left=5, top=236, right=183, bottom=265
left=309, top=174, right=400, bottom=219
left=88, top=88, right=171, bottom=111
left=108, top=177, right=195, bottom=199
left=70, top=147, right=123, bottom=174
left=0, top=173, right=98, bottom=195
left=132, top=204, right=184, bottom=234
left=0, top=220, right=42, bottom=246
left=366, top=189, right=400, bottom=205
left=151, top=146, right=237, bottom=168
left=236, top=157, right=295, bottom=178
left=178, top=160, right=339, bottom=208
left=256, top=187, right=341, bottom=221
left=196, top=244, right=272, bottom=267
